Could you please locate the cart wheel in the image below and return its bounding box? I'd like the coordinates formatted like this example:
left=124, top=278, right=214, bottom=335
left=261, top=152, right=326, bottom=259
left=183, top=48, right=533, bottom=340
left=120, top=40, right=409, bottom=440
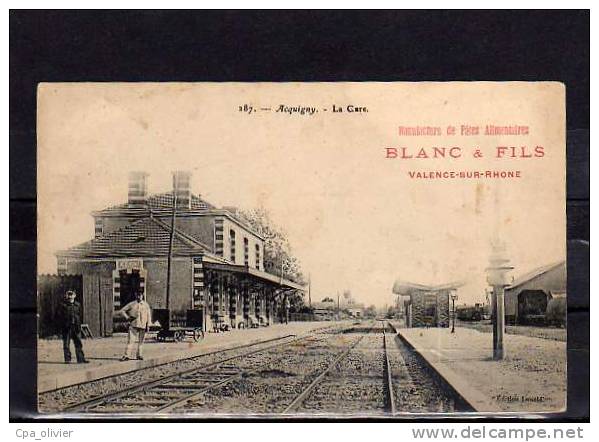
left=193, top=329, right=204, bottom=342
left=173, top=331, right=182, bottom=342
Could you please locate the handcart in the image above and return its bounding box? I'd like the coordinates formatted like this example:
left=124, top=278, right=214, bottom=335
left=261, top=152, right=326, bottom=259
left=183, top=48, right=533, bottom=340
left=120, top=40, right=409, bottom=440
left=154, top=308, right=205, bottom=343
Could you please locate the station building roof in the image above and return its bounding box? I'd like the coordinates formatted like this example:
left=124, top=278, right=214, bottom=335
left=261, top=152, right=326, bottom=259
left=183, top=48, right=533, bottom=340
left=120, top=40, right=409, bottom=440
left=57, top=215, right=305, bottom=291
left=507, top=260, right=566, bottom=290
left=93, top=192, right=215, bottom=215
left=91, top=192, right=264, bottom=240
left=56, top=216, right=222, bottom=259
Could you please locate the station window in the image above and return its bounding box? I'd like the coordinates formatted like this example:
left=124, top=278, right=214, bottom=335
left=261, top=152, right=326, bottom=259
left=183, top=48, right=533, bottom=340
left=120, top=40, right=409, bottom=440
left=255, top=244, right=260, bottom=270
left=214, top=219, right=224, bottom=256
left=230, top=229, right=236, bottom=262
left=244, top=238, right=249, bottom=265
left=193, top=288, right=204, bottom=304
left=94, top=218, right=104, bottom=237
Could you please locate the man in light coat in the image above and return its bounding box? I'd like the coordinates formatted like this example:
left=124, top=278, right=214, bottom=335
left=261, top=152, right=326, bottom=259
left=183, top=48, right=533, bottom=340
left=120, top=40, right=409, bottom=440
left=120, top=290, right=152, bottom=361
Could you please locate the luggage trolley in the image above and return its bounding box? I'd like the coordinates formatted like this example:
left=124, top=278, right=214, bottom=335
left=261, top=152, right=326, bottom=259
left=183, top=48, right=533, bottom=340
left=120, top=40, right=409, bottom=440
left=154, top=308, right=205, bottom=343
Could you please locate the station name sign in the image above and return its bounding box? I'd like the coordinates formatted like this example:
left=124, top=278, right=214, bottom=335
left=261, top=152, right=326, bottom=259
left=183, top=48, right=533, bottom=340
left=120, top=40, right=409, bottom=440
left=116, top=258, right=144, bottom=273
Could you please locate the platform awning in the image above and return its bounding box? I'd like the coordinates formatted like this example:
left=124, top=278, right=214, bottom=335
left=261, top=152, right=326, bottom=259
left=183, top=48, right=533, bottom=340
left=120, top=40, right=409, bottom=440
left=392, top=279, right=463, bottom=297
left=203, top=261, right=306, bottom=291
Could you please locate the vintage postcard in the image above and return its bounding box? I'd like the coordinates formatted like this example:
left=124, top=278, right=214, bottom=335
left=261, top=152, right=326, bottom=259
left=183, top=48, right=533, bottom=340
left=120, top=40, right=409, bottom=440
left=36, top=82, right=566, bottom=416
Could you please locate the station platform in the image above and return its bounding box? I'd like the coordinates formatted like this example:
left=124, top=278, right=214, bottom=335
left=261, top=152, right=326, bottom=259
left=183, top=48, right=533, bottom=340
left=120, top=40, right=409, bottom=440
left=38, top=321, right=330, bottom=393
left=394, top=325, right=566, bottom=413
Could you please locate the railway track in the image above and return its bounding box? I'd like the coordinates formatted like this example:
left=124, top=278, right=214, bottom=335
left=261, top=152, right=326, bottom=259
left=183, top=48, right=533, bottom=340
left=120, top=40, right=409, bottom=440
left=62, top=324, right=357, bottom=414
left=284, top=321, right=395, bottom=415
left=48, top=321, right=473, bottom=416
left=281, top=322, right=376, bottom=414
left=40, top=332, right=309, bottom=413
left=159, top=323, right=371, bottom=414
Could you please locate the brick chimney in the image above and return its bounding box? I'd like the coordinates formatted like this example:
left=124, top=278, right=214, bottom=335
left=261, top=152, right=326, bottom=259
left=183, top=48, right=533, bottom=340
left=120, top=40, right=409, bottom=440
left=128, top=171, right=148, bottom=208
left=172, top=171, right=192, bottom=209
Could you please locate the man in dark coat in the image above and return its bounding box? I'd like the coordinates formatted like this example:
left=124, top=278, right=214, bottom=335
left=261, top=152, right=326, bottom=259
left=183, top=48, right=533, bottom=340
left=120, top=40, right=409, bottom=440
left=58, top=290, right=89, bottom=363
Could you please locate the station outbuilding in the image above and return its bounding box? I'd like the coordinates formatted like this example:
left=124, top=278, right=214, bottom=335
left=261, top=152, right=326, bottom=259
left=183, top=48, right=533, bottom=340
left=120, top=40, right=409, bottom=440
left=504, top=261, right=566, bottom=325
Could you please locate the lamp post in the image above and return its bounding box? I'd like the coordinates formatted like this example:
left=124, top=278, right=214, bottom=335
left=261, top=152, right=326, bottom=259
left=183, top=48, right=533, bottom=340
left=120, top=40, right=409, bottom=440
left=485, top=241, right=513, bottom=360
left=450, top=291, right=458, bottom=333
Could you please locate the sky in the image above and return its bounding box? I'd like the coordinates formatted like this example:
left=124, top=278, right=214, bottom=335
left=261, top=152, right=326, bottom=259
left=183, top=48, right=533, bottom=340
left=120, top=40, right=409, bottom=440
left=37, top=83, right=566, bottom=308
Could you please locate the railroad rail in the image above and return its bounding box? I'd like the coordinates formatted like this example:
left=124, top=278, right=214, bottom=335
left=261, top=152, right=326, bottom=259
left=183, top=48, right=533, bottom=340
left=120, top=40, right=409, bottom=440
left=64, top=324, right=355, bottom=414
left=383, top=323, right=397, bottom=414
left=281, top=325, right=372, bottom=414
left=162, top=323, right=371, bottom=414
left=282, top=321, right=398, bottom=415
left=59, top=334, right=295, bottom=412
left=51, top=320, right=473, bottom=416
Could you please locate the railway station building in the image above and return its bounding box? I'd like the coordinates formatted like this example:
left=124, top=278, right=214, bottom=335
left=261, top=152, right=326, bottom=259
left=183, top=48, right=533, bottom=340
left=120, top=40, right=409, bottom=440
left=392, top=281, right=459, bottom=328
left=54, top=171, right=304, bottom=335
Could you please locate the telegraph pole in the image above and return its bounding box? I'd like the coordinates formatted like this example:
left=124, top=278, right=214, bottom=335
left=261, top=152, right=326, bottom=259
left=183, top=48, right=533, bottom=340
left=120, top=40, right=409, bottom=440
left=165, top=177, right=178, bottom=311
left=308, top=273, right=312, bottom=308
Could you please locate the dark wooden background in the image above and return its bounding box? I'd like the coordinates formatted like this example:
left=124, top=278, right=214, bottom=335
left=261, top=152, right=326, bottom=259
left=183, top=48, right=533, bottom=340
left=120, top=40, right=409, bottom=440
left=9, top=10, right=589, bottom=421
